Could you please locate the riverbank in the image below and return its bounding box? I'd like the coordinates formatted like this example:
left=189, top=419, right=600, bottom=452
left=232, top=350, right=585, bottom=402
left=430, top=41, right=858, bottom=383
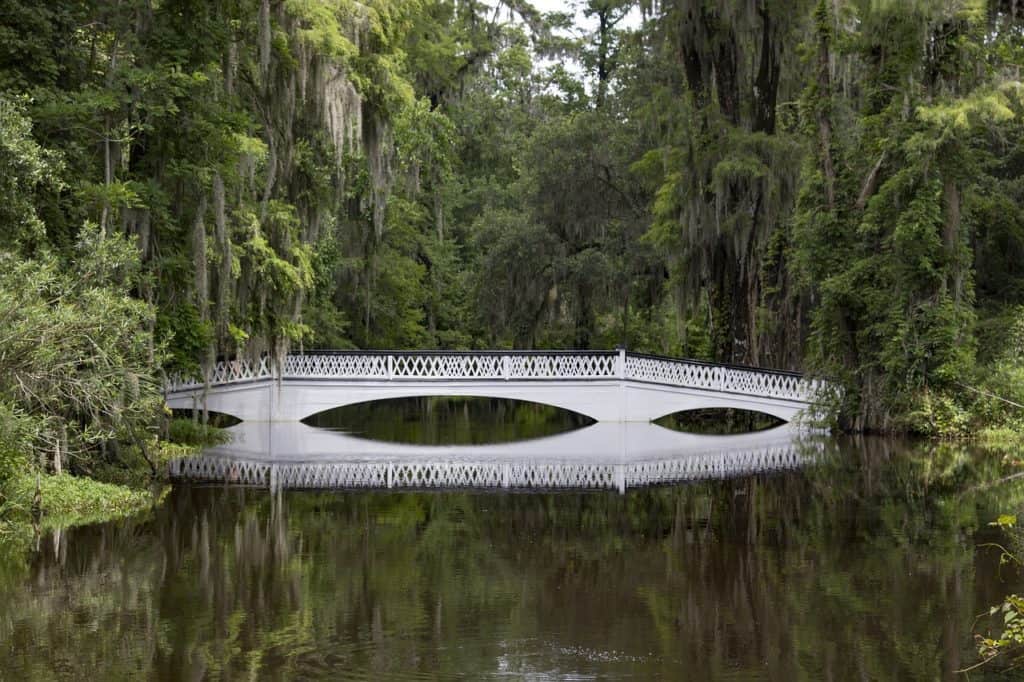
left=0, top=418, right=228, bottom=545
left=3, top=474, right=160, bottom=530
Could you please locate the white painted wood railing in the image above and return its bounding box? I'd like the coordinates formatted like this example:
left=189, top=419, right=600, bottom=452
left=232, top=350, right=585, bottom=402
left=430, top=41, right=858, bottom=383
left=623, top=353, right=820, bottom=402
left=166, top=350, right=820, bottom=403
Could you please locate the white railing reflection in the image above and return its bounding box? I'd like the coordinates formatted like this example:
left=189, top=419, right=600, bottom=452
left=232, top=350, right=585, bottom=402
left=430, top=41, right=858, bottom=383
left=169, top=444, right=817, bottom=493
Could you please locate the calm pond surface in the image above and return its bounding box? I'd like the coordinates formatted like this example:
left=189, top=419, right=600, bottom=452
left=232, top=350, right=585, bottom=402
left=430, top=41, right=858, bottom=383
left=1, top=399, right=1023, bottom=680
left=303, top=396, right=595, bottom=444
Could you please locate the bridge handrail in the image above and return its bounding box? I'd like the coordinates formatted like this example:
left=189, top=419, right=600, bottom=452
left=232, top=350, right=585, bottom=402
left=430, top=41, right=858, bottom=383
left=623, top=352, right=820, bottom=402
left=165, top=349, right=823, bottom=403
left=622, top=350, right=802, bottom=378
left=291, top=349, right=618, bottom=357
left=282, top=350, right=619, bottom=381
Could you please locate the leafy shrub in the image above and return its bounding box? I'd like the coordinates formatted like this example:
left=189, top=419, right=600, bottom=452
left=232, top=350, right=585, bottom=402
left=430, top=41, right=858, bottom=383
left=900, top=389, right=972, bottom=438
left=167, top=418, right=230, bottom=447
left=0, top=402, right=34, bottom=487
left=0, top=226, right=162, bottom=478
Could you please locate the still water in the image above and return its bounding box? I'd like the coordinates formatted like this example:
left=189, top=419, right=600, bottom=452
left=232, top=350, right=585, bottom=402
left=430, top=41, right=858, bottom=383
left=303, top=396, right=595, bottom=444
left=1, top=399, right=1022, bottom=680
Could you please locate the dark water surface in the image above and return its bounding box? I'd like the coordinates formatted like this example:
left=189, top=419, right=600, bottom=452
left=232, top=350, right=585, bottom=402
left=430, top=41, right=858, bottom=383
left=303, top=396, right=594, bottom=444
left=1, top=405, right=1023, bottom=680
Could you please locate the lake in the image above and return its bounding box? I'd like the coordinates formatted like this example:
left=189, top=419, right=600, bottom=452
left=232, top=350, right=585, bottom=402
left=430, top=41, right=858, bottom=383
left=1, top=398, right=1020, bottom=680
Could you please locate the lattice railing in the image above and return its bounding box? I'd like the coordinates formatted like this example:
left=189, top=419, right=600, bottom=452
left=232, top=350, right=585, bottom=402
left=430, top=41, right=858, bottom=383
left=166, top=357, right=273, bottom=393
left=624, top=446, right=807, bottom=487
left=166, top=350, right=821, bottom=405
left=508, top=353, right=617, bottom=378
left=391, top=354, right=505, bottom=378
left=623, top=354, right=818, bottom=402
left=169, top=455, right=270, bottom=486
left=283, top=353, right=389, bottom=379
left=169, top=444, right=815, bottom=492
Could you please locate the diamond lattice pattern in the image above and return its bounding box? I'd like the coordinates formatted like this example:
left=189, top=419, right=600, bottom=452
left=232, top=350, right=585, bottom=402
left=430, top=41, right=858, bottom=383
left=166, top=351, right=821, bottom=405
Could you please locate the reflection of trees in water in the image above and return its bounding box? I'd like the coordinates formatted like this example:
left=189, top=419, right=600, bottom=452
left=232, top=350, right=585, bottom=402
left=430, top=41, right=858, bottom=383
left=654, top=406, right=785, bottom=434
left=305, top=396, right=594, bottom=444
left=1, top=439, right=1022, bottom=679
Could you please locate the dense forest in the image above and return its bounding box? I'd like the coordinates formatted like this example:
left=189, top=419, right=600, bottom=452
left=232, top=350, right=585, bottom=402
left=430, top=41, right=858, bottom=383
left=1, top=0, right=1024, bottom=496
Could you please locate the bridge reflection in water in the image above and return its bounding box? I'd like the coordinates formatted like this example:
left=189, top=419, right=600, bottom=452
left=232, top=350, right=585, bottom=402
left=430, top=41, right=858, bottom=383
left=170, top=422, right=823, bottom=493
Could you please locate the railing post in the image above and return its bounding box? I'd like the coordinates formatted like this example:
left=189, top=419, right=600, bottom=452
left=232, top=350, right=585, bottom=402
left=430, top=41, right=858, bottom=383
left=617, top=347, right=626, bottom=379
left=387, top=355, right=394, bottom=380
left=502, top=355, right=510, bottom=380
left=387, top=462, right=394, bottom=488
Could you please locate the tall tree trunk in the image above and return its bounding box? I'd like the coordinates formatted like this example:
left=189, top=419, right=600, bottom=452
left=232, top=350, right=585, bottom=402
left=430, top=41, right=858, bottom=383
left=213, top=173, right=232, bottom=343
left=752, top=9, right=780, bottom=134
left=943, top=177, right=964, bottom=303
left=100, top=36, right=121, bottom=236
left=193, top=195, right=211, bottom=424
left=596, top=9, right=610, bottom=108
left=814, top=0, right=836, bottom=209
left=193, top=196, right=209, bottom=321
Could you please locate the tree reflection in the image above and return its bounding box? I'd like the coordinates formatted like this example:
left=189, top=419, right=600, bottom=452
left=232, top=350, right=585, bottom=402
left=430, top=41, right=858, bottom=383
left=303, top=396, right=594, bottom=444
left=0, top=438, right=1021, bottom=679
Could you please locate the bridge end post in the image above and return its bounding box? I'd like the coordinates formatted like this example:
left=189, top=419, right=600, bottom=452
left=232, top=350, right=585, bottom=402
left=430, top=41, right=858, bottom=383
left=615, top=464, right=626, bottom=494
left=616, top=346, right=628, bottom=422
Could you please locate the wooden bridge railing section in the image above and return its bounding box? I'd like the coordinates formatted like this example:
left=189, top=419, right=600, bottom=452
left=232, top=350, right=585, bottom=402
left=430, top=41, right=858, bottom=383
left=166, top=350, right=821, bottom=403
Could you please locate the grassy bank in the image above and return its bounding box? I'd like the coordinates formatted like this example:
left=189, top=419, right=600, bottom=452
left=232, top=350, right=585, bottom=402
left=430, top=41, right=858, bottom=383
left=0, top=419, right=229, bottom=542
left=2, top=473, right=162, bottom=530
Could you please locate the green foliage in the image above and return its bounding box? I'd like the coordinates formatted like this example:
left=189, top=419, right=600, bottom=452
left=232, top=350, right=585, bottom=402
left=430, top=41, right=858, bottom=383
left=0, top=403, right=34, bottom=489
left=900, top=390, right=973, bottom=438
left=156, top=304, right=214, bottom=376
left=0, top=225, right=162, bottom=491
left=790, top=0, right=1024, bottom=431
left=0, top=0, right=1021, bottom=444
left=166, top=419, right=230, bottom=448
left=0, top=97, right=60, bottom=250
left=5, top=473, right=158, bottom=530
left=977, top=595, right=1024, bottom=665
left=974, top=513, right=1024, bottom=671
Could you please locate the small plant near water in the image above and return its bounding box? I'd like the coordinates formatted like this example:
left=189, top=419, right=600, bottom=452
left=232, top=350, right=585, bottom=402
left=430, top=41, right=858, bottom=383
left=977, top=595, right=1024, bottom=665
left=967, top=514, right=1024, bottom=672
left=167, top=418, right=231, bottom=448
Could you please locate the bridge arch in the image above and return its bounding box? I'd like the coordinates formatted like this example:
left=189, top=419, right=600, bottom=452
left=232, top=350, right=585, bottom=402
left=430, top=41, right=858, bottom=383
left=647, top=399, right=800, bottom=425
left=302, top=394, right=595, bottom=422
left=282, top=381, right=626, bottom=423
left=652, top=407, right=788, bottom=436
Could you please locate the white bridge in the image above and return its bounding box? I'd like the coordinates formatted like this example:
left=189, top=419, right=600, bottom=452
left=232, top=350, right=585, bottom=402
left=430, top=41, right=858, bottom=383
left=165, top=349, right=823, bottom=424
